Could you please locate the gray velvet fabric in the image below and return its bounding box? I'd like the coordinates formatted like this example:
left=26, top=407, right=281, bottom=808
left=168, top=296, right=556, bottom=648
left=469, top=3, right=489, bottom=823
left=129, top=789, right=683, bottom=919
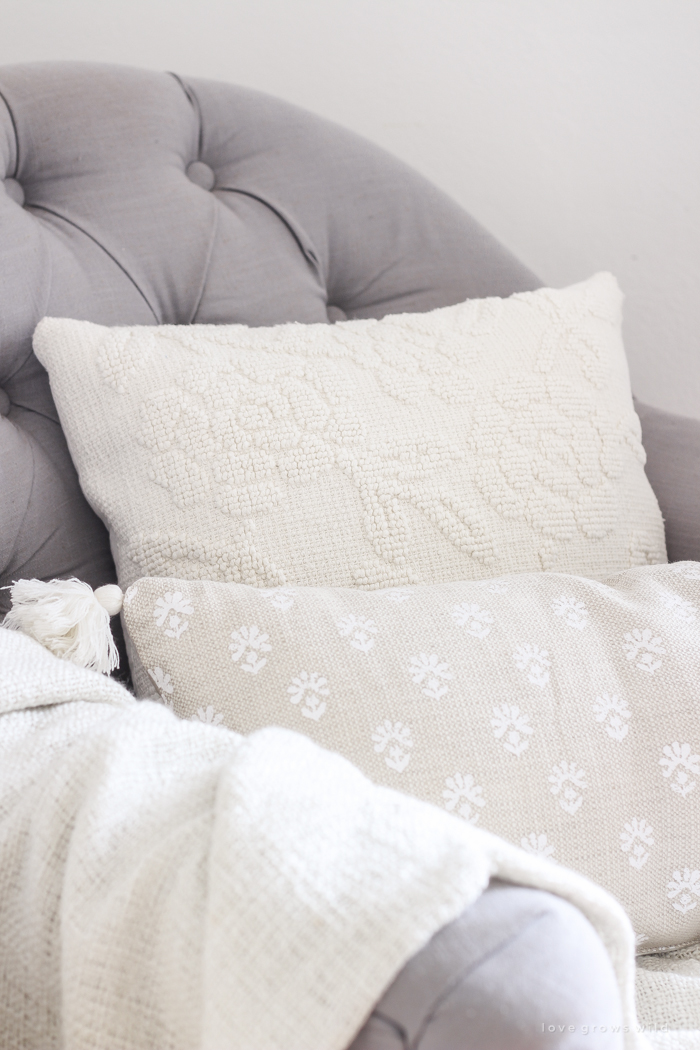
left=636, top=399, right=700, bottom=564
left=0, top=61, right=540, bottom=623
left=348, top=882, right=623, bottom=1050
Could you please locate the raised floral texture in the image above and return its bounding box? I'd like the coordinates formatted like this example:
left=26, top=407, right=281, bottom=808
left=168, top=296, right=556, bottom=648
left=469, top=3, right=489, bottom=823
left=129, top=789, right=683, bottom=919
left=86, top=273, right=665, bottom=588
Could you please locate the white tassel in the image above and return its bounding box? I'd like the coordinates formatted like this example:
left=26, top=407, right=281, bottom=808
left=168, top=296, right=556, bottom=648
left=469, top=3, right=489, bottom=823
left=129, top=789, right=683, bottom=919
left=3, top=578, right=123, bottom=674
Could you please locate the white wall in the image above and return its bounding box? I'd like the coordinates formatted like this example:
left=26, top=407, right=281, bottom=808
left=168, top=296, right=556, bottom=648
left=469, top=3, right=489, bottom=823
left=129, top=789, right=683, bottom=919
left=3, top=0, right=699, bottom=418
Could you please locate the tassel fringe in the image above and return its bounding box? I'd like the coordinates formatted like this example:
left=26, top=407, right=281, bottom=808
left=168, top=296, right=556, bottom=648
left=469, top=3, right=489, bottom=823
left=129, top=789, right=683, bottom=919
left=3, top=578, right=123, bottom=674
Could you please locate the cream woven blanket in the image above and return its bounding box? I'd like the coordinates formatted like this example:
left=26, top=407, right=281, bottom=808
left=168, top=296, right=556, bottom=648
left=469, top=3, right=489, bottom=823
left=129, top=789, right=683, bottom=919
left=0, top=627, right=666, bottom=1050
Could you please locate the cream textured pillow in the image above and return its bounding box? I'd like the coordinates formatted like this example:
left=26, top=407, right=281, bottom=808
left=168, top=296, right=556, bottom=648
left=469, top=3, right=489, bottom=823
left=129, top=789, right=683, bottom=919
left=34, top=273, right=665, bottom=590
left=122, top=562, right=700, bottom=954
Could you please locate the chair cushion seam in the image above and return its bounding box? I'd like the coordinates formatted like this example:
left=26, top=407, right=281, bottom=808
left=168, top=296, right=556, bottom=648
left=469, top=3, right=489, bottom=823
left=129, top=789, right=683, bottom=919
left=27, top=203, right=160, bottom=323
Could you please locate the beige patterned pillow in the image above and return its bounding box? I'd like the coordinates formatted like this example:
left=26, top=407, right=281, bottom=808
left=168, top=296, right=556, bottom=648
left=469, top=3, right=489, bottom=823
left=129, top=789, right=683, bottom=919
left=34, top=273, right=665, bottom=590
left=123, top=562, right=700, bottom=954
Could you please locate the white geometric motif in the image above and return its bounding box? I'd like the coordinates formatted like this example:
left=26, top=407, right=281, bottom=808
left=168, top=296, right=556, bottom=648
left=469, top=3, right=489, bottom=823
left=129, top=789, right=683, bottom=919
left=658, top=590, right=697, bottom=624
left=372, top=720, right=413, bottom=773
left=479, top=580, right=509, bottom=595
left=287, top=671, right=329, bottom=721
left=667, top=869, right=700, bottom=914
left=513, top=644, right=551, bottom=688
left=554, top=596, right=587, bottom=625
left=153, top=591, right=194, bottom=640
left=521, top=832, right=556, bottom=860
left=195, top=705, right=224, bottom=727
left=408, top=653, right=452, bottom=700
left=620, top=818, right=654, bottom=870
left=337, top=614, right=378, bottom=653
left=147, top=666, right=173, bottom=696
left=551, top=595, right=589, bottom=631
left=123, top=584, right=138, bottom=606
left=262, top=587, right=296, bottom=612
left=622, top=628, right=665, bottom=674
left=442, top=772, right=486, bottom=824
left=452, top=603, right=494, bottom=638
left=491, top=704, right=533, bottom=757
left=671, top=563, right=700, bottom=581
left=229, top=625, right=271, bottom=674
left=383, top=588, right=412, bottom=603
left=592, top=693, right=631, bottom=742
left=548, top=761, right=587, bottom=815
left=659, top=742, right=700, bottom=798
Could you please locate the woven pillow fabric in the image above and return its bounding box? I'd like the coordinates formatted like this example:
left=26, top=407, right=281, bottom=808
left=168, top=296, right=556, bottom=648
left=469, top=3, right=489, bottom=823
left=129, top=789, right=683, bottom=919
left=123, top=562, right=700, bottom=954
left=33, top=272, right=665, bottom=591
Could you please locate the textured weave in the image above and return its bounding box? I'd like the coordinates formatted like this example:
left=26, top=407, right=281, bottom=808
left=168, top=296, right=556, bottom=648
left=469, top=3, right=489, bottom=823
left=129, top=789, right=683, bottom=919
left=0, top=627, right=645, bottom=1050
left=637, top=941, right=700, bottom=1047
left=33, top=273, right=665, bottom=593
left=637, top=943, right=700, bottom=1035
left=123, top=562, right=700, bottom=953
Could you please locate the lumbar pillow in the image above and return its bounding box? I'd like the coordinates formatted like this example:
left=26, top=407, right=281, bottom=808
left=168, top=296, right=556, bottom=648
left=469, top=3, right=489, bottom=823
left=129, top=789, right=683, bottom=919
left=122, top=561, right=700, bottom=954
left=34, top=273, right=665, bottom=591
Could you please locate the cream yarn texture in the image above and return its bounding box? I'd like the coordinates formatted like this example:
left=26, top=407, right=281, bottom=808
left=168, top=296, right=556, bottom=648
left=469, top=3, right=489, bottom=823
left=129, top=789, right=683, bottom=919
left=34, top=273, right=665, bottom=591
left=0, top=626, right=646, bottom=1050
left=123, top=562, right=700, bottom=954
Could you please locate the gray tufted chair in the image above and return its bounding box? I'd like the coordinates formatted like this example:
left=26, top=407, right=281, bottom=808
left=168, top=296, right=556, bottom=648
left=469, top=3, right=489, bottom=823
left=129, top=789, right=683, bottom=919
left=1, top=62, right=698, bottom=660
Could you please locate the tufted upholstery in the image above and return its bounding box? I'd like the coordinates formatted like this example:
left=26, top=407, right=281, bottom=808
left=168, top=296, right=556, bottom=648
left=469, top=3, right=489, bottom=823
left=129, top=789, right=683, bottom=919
left=0, top=62, right=540, bottom=624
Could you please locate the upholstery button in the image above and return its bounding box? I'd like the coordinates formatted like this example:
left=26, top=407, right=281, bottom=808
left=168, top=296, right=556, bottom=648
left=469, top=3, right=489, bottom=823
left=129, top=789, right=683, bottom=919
left=0, top=387, right=10, bottom=416
left=186, top=161, right=216, bottom=191
left=3, top=178, right=25, bottom=206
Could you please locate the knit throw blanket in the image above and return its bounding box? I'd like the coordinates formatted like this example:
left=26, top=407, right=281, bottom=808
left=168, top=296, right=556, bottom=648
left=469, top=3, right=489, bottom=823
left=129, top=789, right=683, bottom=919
left=0, top=627, right=648, bottom=1050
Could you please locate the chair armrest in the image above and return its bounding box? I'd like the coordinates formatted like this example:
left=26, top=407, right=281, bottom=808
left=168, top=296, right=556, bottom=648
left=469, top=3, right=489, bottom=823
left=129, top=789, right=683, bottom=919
left=635, top=399, right=700, bottom=563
